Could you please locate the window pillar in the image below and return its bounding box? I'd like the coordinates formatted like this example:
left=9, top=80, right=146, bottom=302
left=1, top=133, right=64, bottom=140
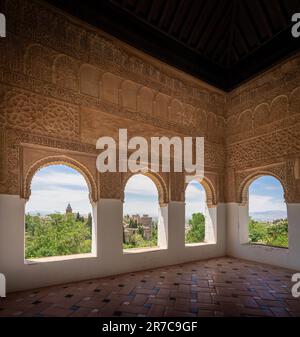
left=167, top=201, right=185, bottom=252
left=205, top=205, right=217, bottom=243
left=287, top=203, right=300, bottom=268
left=96, top=198, right=123, bottom=260
left=0, top=195, right=26, bottom=289
left=238, top=203, right=249, bottom=244
left=158, top=204, right=168, bottom=249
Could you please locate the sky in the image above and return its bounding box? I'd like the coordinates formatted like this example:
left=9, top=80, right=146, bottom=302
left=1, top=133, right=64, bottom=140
left=26, top=165, right=92, bottom=215
left=123, top=174, right=159, bottom=217
left=249, top=176, right=286, bottom=215
left=185, top=181, right=205, bottom=218
left=26, top=165, right=286, bottom=218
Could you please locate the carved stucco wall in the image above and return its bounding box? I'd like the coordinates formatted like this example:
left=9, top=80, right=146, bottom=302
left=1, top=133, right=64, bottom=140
left=0, top=0, right=225, bottom=204
left=225, top=55, right=300, bottom=203
left=0, top=0, right=299, bottom=205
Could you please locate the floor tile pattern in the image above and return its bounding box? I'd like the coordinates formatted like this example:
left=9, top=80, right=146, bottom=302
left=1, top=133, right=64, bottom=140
left=1, top=257, right=299, bottom=317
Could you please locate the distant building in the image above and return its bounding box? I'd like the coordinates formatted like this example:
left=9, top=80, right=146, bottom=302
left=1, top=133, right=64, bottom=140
left=131, top=214, right=152, bottom=227
left=123, top=222, right=139, bottom=243
left=123, top=214, right=153, bottom=242
left=140, top=214, right=152, bottom=227
left=66, top=203, right=72, bottom=214
left=131, top=214, right=140, bottom=224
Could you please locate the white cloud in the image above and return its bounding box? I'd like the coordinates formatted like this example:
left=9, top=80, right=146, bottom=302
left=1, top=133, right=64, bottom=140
left=185, top=182, right=206, bottom=218
left=27, top=170, right=209, bottom=218
left=32, top=171, right=87, bottom=189
left=123, top=175, right=159, bottom=216
left=26, top=188, right=92, bottom=214
left=124, top=176, right=207, bottom=218
left=185, top=182, right=206, bottom=199
left=124, top=174, right=159, bottom=197
left=249, top=194, right=286, bottom=213
left=26, top=169, right=92, bottom=214
left=185, top=201, right=205, bottom=218
left=123, top=200, right=159, bottom=217
left=263, top=185, right=280, bottom=191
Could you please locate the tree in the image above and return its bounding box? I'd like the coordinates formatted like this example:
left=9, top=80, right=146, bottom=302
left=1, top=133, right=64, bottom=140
left=137, top=224, right=144, bottom=237
left=248, top=218, right=267, bottom=243
left=25, top=213, right=40, bottom=236
left=122, top=227, right=126, bottom=244
left=266, top=219, right=288, bottom=247
left=129, top=233, right=144, bottom=246
left=185, top=212, right=205, bottom=243
left=86, top=212, right=92, bottom=230
left=248, top=218, right=288, bottom=248
left=25, top=213, right=92, bottom=259
left=129, top=219, right=137, bottom=228
left=151, top=222, right=158, bottom=244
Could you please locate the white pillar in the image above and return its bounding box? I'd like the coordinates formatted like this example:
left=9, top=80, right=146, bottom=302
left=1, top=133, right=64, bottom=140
left=97, top=199, right=123, bottom=260
left=287, top=203, right=300, bottom=269
left=205, top=205, right=217, bottom=243
left=226, top=202, right=254, bottom=250
left=226, top=202, right=240, bottom=256
left=0, top=195, right=26, bottom=270
left=168, top=201, right=185, bottom=253
left=238, top=203, right=249, bottom=244
left=0, top=273, right=5, bottom=297
left=158, top=205, right=168, bottom=248
left=91, top=202, right=98, bottom=255
left=226, top=202, right=250, bottom=253
left=216, top=203, right=226, bottom=252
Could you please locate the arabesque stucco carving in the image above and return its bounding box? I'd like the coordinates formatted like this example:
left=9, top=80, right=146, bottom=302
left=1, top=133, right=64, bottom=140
left=0, top=0, right=300, bottom=204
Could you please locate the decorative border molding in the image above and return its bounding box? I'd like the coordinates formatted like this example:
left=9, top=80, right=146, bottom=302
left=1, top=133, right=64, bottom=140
left=22, top=154, right=98, bottom=202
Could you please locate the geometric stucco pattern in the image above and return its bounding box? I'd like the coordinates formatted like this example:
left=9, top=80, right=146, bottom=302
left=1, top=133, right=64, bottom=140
left=225, top=54, right=300, bottom=203
left=0, top=0, right=300, bottom=203
left=0, top=85, right=79, bottom=140
left=226, top=122, right=300, bottom=169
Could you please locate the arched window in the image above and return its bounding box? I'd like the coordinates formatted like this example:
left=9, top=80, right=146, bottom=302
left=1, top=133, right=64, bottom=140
left=123, top=174, right=165, bottom=250
left=247, top=176, right=288, bottom=248
left=185, top=180, right=216, bottom=245
left=25, top=164, right=94, bottom=260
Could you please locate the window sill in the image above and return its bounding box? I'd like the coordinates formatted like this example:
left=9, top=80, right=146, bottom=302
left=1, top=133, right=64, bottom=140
left=123, top=246, right=167, bottom=254
left=242, top=242, right=289, bottom=251
left=185, top=242, right=216, bottom=247
left=24, top=253, right=97, bottom=264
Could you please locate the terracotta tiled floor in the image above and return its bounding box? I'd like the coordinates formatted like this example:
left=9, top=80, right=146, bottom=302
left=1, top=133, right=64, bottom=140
left=1, top=257, right=300, bottom=317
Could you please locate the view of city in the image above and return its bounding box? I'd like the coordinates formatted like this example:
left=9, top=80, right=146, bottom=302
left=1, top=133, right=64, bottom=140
left=24, top=167, right=289, bottom=259
left=122, top=214, right=157, bottom=249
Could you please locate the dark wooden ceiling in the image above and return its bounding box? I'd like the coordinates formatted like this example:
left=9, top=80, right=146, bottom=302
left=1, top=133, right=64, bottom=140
left=46, top=0, right=300, bottom=91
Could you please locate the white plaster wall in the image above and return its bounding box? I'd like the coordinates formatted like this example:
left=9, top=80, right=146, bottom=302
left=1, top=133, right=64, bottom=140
left=0, top=195, right=226, bottom=292
left=204, top=205, right=217, bottom=243
left=157, top=205, right=168, bottom=249
left=226, top=202, right=300, bottom=270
